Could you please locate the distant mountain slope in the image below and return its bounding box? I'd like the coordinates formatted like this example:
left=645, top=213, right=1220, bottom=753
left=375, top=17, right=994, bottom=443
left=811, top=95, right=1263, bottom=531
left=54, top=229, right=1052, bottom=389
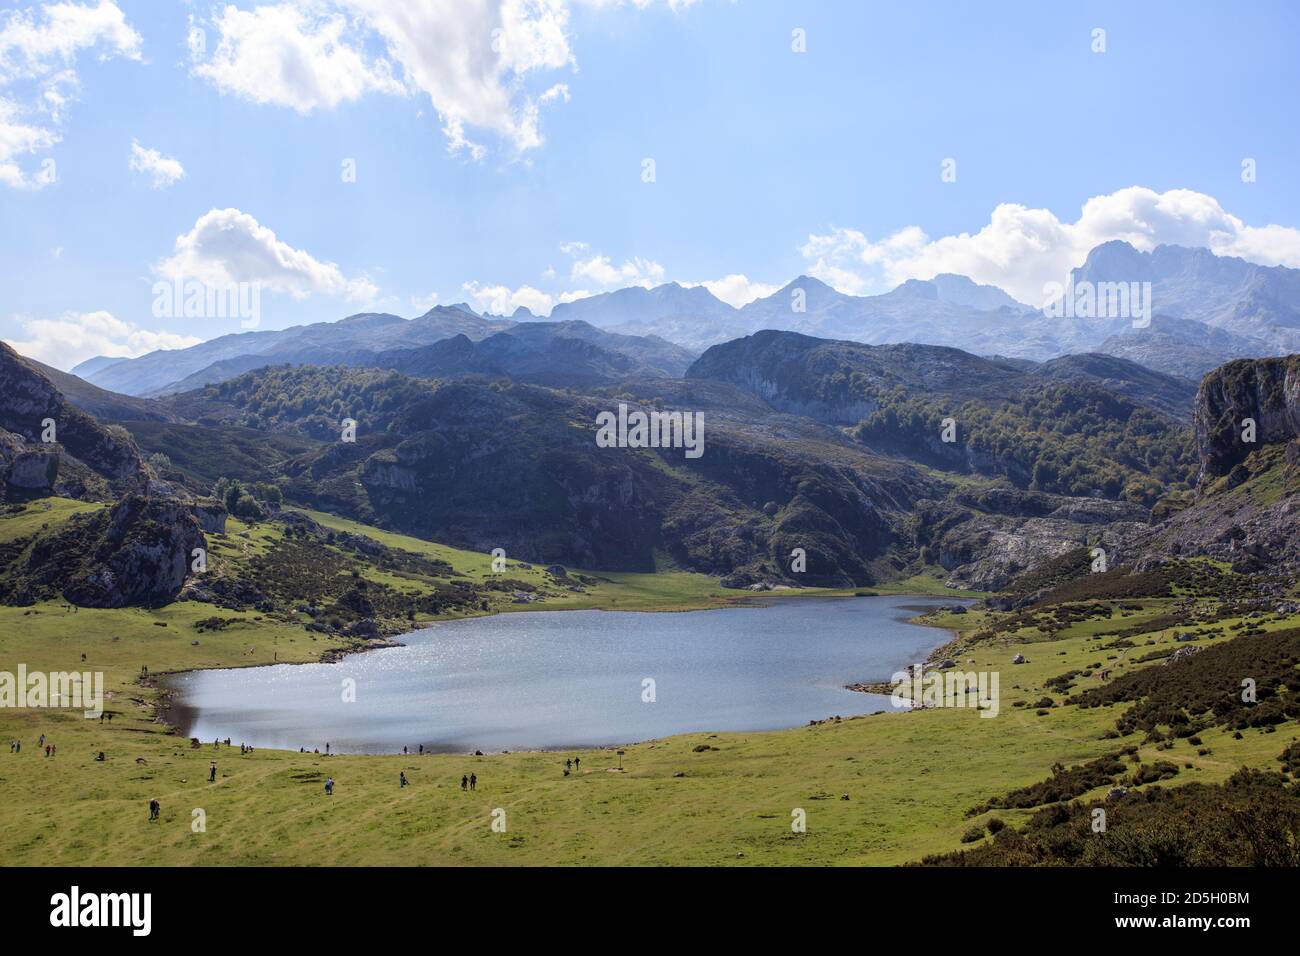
left=79, top=306, right=514, bottom=396
left=1028, top=352, right=1198, bottom=422
left=20, top=356, right=180, bottom=422
left=1073, top=241, right=1300, bottom=350
left=73, top=240, right=1300, bottom=398
left=364, top=320, right=695, bottom=385
left=686, top=330, right=1026, bottom=423
left=0, top=342, right=147, bottom=501
left=553, top=282, right=753, bottom=348
left=86, top=305, right=698, bottom=396
left=1096, top=315, right=1278, bottom=380
left=687, top=330, right=1197, bottom=504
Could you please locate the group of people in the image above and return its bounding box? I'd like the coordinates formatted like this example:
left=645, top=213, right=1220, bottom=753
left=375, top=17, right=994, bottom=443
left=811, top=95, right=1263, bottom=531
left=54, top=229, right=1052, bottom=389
left=7, top=733, right=61, bottom=756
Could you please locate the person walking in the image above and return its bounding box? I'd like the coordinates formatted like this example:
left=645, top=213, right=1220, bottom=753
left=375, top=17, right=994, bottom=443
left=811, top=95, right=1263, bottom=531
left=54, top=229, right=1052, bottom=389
left=573, top=756, right=580, bottom=771
left=400, top=771, right=408, bottom=788
left=325, top=777, right=334, bottom=796
left=469, top=773, right=477, bottom=791
left=209, top=762, right=217, bottom=782
left=149, top=798, right=160, bottom=821
left=461, top=774, right=468, bottom=791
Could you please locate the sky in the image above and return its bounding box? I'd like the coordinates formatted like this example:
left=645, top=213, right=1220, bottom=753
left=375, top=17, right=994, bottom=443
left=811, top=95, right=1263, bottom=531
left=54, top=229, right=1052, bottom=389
left=2, top=0, right=1300, bottom=369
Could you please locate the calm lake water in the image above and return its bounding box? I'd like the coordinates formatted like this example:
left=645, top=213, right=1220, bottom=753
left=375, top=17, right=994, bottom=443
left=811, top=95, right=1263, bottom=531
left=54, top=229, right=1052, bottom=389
left=165, top=595, right=962, bottom=754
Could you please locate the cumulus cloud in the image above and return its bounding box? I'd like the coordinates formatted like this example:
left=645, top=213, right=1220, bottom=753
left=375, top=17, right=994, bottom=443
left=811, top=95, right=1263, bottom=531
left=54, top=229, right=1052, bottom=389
left=464, top=240, right=776, bottom=316
left=569, top=252, right=664, bottom=288
left=5, top=310, right=201, bottom=370
left=0, top=0, right=142, bottom=188
left=128, top=139, right=184, bottom=188
left=155, top=207, right=379, bottom=302
left=801, top=187, right=1300, bottom=305
left=462, top=279, right=553, bottom=315
left=191, top=0, right=576, bottom=156
left=683, top=274, right=778, bottom=308
left=191, top=3, right=404, bottom=113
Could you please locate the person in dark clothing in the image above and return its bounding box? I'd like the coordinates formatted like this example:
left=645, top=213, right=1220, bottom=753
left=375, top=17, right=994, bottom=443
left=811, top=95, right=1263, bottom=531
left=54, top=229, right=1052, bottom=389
left=149, top=798, right=160, bottom=821
left=209, top=762, right=217, bottom=782
left=461, top=774, right=468, bottom=790
left=400, top=771, right=408, bottom=788
left=469, top=773, right=477, bottom=791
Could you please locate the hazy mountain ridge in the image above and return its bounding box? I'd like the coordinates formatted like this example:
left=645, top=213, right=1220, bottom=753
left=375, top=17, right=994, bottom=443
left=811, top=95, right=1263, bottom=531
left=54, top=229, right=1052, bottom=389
left=69, top=241, right=1300, bottom=395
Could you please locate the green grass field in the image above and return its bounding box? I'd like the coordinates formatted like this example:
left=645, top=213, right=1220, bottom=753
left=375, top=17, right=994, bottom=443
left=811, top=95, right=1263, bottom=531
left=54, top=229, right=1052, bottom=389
left=1, top=500, right=1294, bottom=865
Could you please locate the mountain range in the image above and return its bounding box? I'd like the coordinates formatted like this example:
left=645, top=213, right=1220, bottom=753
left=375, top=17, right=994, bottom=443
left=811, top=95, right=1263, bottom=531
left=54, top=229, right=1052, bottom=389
left=65, top=241, right=1300, bottom=397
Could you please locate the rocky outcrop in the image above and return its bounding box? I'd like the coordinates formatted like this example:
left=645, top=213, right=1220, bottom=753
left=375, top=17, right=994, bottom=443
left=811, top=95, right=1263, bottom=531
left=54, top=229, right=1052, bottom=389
left=1, top=428, right=58, bottom=496
left=1194, top=355, right=1300, bottom=480
left=190, top=498, right=228, bottom=534
left=0, top=342, right=147, bottom=500
left=915, top=489, right=1148, bottom=591
left=66, top=496, right=206, bottom=608
left=1, top=495, right=205, bottom=608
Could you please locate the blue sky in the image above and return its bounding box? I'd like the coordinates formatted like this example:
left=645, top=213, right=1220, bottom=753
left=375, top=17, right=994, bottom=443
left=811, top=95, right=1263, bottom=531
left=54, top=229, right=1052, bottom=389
left=2, top=0, right=1300, bottom=368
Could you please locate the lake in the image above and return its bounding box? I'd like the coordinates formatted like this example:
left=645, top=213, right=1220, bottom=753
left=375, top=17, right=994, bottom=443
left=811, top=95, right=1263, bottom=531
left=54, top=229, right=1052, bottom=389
left=165, top=595, right=963, bottom=754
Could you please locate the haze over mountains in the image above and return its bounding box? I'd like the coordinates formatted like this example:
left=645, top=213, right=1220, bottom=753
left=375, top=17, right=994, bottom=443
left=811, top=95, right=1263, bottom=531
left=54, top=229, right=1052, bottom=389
left=61, top=240, right=1300, bottom=397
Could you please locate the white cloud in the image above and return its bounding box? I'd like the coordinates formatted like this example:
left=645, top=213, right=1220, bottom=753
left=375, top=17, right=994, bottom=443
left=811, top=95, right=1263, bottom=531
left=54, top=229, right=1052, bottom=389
left=155, top=207, right=379, bottom=302
left=0, top=95, right=55, bottom=188
left=191, top=0, right=577, bottom=155
left=462, top=279, right=553, bottom=315
left=0, top=1, right=142, bottom=188
left=684, top=274, right=778, bottom=308
left=5, top=310, right=201, bottom=370
left=191, top=3, right=404, bottom=113
left=801, top=187, right=1300, bottom=305
left=128, top=138, right=184, bottom=188
left=467, top=240, right=759, bottom=316
left=569, top=252, right=664, bottom=288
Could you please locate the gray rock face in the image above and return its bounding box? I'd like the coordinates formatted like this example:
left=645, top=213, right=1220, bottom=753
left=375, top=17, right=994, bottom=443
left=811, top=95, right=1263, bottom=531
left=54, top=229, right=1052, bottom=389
left=4, top=495, right=210, bottom=608
left=190, top=499, right=228, bottom=534
left=914, top=488, right=1147, bottom=591
left=1193, top=355, right=1300, bottom=480
left=64, top=496, right=206, bottom=608
left=1, top=430, right=58, bottom=493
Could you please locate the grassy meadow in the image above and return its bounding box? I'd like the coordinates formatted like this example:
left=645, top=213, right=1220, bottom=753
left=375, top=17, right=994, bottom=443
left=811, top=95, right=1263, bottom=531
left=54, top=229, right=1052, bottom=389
left=1, top=499, right=1295, bottom=866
